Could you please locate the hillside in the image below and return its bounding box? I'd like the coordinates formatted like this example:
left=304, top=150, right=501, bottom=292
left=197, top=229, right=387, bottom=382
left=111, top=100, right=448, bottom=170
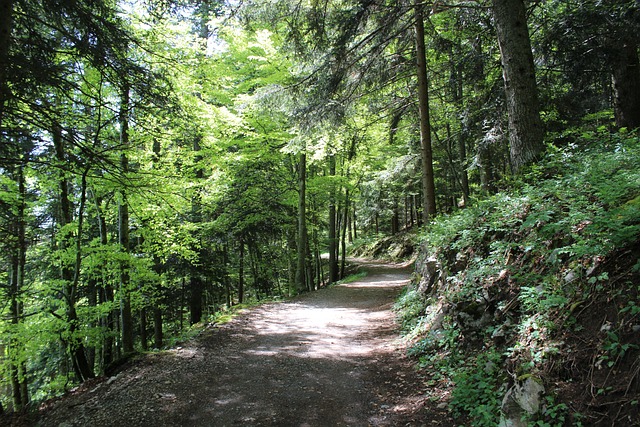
left=397, top=131, right=640, bottom=425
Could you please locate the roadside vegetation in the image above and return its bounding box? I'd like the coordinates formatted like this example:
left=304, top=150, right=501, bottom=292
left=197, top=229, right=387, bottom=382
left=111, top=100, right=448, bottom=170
left=396, top=129, right=640, bottom=426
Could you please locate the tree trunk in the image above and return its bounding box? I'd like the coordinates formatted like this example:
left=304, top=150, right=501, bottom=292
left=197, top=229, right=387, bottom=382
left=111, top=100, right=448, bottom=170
left=140, top=308, right=148, bottom=350
left=611, top=40, right=640, bottom=130
left=119, top=84, right=134, bottom=354
left=8, top=158, right=28, bottom=410
left=391, top=197, right=399, bottom=234
left=93, top=195, right=115, bottom=370
left=150, top=307, right=162, bottom=349
left=492, top=0, right=544, bottom=172
left=190, top=135, right=205, bottom=323
left=328, top=154, right=338, bottom=284
left=339, top=190, right=349, bottom=280
left=53, top=127, right=95, bottom=381
left=223, top=243, right=232, bottom=308
left=414, top=4, right=437, bottom=223
left=0, top=0, right=13, bottom=124
left=150, top=140, right=163, bottom=350
left=295, top=152, right=309, bottom=293
left=238, top=238, right=245, bottom=304
left=352, top=202, right=357, bottom=241
left=451, top=38, right=470, bottom=207
left=190, top=275, right=204, bottom=325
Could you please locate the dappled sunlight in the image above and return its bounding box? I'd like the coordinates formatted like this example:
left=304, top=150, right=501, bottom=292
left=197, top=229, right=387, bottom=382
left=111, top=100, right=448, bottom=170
left=235, top=274, right=410, bottom=364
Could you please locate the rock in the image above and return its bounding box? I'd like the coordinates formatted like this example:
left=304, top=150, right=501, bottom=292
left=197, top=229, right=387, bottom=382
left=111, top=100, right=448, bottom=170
left=417, top=256, right=442, bottom=295
left=499, top=377, right=545, bottom=427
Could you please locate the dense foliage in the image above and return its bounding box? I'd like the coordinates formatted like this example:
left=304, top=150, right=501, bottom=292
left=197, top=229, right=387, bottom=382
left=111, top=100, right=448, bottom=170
left=0, top=0, right=638, bottom=418
left=397, top=130, right=640, bottom=425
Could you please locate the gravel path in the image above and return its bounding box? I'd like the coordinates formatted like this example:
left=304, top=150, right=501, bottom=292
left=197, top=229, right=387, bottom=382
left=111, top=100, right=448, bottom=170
left=32, top=260, right=453, bottom=426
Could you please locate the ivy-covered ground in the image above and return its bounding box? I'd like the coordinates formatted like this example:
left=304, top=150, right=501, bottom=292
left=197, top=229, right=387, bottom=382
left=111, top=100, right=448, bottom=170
left=397, top=130, right=640, bottom=426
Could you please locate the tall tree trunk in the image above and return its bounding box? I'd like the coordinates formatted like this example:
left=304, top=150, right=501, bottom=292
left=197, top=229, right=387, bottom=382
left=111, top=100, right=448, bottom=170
left=339, top=190, right=349, bottom=280
left=8, top=158, right=28, bottom=410
left=139, top=308, right=148, bottom=350
left=451, top=38, right=470, bottom=207
left=492, top=0, right=544, bottom=172
left=223, top=243, right=232, bottom=308
left=0, top=0, right=13, bottom=124
left=611, top=40, right=640, bottom=130
left=190, top=135, right=205, bottom=324
left=238, top=238, right=245, bottom=304
left=71, top=170, right=95, bottom=381
left=93, top=194, right=115, bottom=370
left=189, top=275, right=204, bottom=325
left=150, top=139, right=163, bottom=349
left=119, top=84, right=134, bottom=354
left=53, top=127, right=94, bottom=381
left=328, top=154, right=338, bottom=284
left=352, top=202, right=357, bottom=241
left=391, top=197, right=399, bottom=234
left=414, top=4, right=437, bottom=223
left=295, top=152, right=308, bottom=293
left=153, top=307, right=163, bottom=349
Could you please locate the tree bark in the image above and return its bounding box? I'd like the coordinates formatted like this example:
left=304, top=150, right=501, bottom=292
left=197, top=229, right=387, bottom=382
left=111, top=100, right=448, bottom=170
left=150, top=140, right=163, bottom=349
left=53, top=126, right=94, bottom=381
left=339, top=189, right=349, bottom=280
left=238, top=238, right=245, bottom=304
left=492, top=0, right=544, bottom=172
left=328, top=154, right=338, bottom=284
left=190, top=275, right=204, bottom=324
left=190, top=135, right=205, bottom=324
left=0, top=0, right=13, bottom=124
left=8, top=157, right=28, bottom=410
left=414, top=4, right=437, bottom=223
left=611, top=40, right=640, bottom=130
left=153, top=307, right=163, bottom=349
left=119, top=84, right=134, bottom=354
left=295, top=152, right=308, bottom=293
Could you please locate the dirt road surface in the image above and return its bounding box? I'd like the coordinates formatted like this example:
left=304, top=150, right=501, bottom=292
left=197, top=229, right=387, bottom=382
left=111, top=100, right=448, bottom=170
left=32, top=260, right=453, bottom=426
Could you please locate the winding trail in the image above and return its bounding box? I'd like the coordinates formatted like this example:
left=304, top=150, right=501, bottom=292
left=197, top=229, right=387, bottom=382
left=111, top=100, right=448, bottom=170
left=35, top=260, right=452, bottom=426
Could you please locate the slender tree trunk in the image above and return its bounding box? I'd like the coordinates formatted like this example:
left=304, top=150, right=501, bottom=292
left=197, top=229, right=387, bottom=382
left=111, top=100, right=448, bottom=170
left=313, top=229, right=324, bottom=288
left=190, top=135, right=204, bottom=324
left=492, top=0, right=544, bottom=172
left=611, top=40, right=640, bottom=130
left=375, top=212, right=379, bottom=235
left=0, top=0, right=13, bottom=124
left=189, top=275, right=204, bottom=325
left=238, top=238, right=245, bottom=304
left=414, top=3, right=437, bottom=223
left=223, top=243, right=232, bottom=308
left=140, top=308, right=148, bottom=350
left=150, top=140, right=163, bottom=349
left=339, top=190, right=349, bottom=280
left=70, top=170, right=95, bottom=380
left=16, top=160, right=27, bottom=405
left=295, top=152, right=308, bottom=293
left=451, top=38, right=470, bottom=207
left=53, top=127, right=94, bottom=381
left=8, top=158, right=28, bottom=410
left=93, top=195, right=115, bottom=369
left=119, top=84, right=134, bottom=354
left=352, top=203, right=357, bottom=241
left=328, top=154, right=338, bottom=284
left=391, top=197, right=399, bottom=234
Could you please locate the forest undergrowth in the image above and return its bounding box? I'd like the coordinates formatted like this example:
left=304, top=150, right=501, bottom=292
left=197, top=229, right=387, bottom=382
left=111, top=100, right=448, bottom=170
left=396, top=129, right=640, bottom=426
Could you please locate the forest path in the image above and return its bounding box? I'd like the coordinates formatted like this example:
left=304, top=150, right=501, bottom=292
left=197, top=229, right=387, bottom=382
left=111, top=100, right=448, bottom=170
left=35, top=260, right=453, bottom=426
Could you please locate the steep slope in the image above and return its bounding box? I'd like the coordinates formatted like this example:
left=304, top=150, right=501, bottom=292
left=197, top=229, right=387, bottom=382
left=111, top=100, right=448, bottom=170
left=399, top=131, right=640, bottom=426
